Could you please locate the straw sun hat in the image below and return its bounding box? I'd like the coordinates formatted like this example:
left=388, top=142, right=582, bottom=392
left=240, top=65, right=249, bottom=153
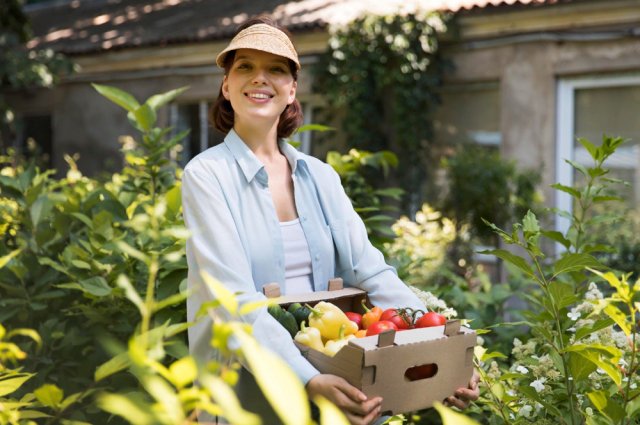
left=215, top=23, right=301, bottom=70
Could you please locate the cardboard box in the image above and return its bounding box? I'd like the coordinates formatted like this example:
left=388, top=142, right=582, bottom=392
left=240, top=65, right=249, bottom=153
left=263, top=279, right=476, bottom=415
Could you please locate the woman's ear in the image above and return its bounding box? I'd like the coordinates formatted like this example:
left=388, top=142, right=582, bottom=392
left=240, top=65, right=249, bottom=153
left=287, top=81, right=297, bottom=105
left=222, top=75, right=230, bottom=100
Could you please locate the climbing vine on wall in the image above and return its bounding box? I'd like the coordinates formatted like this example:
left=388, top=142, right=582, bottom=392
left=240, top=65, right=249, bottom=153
left=313, top=11, right=452, bottom=212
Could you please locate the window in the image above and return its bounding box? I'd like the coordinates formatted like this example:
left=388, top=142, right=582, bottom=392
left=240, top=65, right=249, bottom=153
left=169, top=101, right=224, bottom=166
left=433, top=82, right=501, bottom=149
left=556, top=74, right=640, bottom=234
left=14, top=114, right=53, bottom=167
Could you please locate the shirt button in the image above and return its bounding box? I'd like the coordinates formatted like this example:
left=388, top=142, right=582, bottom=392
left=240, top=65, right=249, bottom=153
left=315, top=255, right=320, bottom=261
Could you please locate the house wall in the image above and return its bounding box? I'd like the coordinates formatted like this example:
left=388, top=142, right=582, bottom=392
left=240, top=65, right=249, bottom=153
left=439, top=23, right=640, bottom=209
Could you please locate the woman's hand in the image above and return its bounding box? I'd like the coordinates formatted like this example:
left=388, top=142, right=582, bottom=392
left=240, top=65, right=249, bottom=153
left=444, top=369, right=480, bottom=409
left=306, top=374, right=382, bottom=425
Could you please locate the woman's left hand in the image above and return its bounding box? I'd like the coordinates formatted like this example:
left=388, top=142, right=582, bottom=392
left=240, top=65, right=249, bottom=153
left=444, top=369, right=480, bottom=409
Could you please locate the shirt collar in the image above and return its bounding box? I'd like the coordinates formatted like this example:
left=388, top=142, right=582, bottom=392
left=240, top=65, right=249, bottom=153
left=224, top=129, right=307, bottom=183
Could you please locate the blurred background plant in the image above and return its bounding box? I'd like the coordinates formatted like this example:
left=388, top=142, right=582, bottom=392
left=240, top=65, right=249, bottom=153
left=314, top=11, right=451, bottom=212
left=0, top=0, right=75, bottom=155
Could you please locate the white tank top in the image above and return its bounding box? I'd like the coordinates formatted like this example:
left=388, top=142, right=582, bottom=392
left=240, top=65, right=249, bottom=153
left=280, top=218, right=313, bottom=294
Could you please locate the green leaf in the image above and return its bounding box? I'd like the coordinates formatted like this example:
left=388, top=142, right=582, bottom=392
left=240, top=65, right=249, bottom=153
left=578, top=137, right=599, bottom=160
left=34, top=384, right=64, bottom=408
left=140, top=376, right=184, bottom=423
left=168, top=356, right=197, bottom=389
left=0, top=373, right=33, bottom=397
left=146, top=86, right=189, bottom=110
left=116, top=241, right=149, bottom=263
left=238, top=298, right=275, bottom=316
left=550, top=183, right=581, bottom=199
left=95, top=352, right=130, bottom=382
left=568, top=352, right=597, bottom=381
left=589, top=269, right=629, bottom=301
left=0, top=249, right=21, bottom=269
left=603, top=304, right=631, bottom=336
left=565, top=159, right=589, bottom=178
left=548, top=280, right=577, bottom=309
left=30, top=195, right=54, bottom=227
left=587, top=389, right=608, bottom=411
left=6, top=328, right=42, bottom=348
left=116, top=275, right=146, bottom=316
left=97, top=393, right=155, bottom=425
left=574, top=318, right=614, bottom=341
left=199, top=375, right=259, bottom=425
left=165, top=185, right=182, bottom=217
left=315, top=395, right=350, bottom=425
left=566, top=348, right=621, bottom=386
left=92, top=84, right=140, bottom=112
left=233, top=324, right=310, bottom=425
left=296, top=123, right=334, bottom=134
left=133, top=104, right=157, bottom=131
left=552, top=253, right=602, bottom=279
left=478, top=249, right=535, bottom=278
left=201, top=272, right=238, bottom=315
left=79, top=276, right=112, bottom=297
left=433, top=402, right=480, bottom=425
left=522, top=210, right=540, bottom=234
left=540, top=230, right=571, bottom=249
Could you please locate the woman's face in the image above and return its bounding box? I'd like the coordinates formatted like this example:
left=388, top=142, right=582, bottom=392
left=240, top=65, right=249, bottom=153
left=222, top=48, right=297, bottom=128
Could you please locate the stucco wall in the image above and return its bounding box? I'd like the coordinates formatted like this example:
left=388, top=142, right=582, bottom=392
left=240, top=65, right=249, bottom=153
left=441, top=35, right=640, bottom=207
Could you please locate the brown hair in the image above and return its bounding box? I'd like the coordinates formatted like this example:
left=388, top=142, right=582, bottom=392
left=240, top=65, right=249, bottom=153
left=210, top=16, right=303, bottom=138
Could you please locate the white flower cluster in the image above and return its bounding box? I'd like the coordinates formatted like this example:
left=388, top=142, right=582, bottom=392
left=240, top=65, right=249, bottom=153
left=385, top=204, right=456, bottom=285
left=408, top=285, right=458, bottom=318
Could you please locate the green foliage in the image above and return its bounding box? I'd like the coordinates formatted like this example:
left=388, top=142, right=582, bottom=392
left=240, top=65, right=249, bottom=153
left=0, top=84, right=352, bottom=425
left=473, top=135, right=640, bottom=425
left=314, top=12, right=451, bottom=210
left=441, top=144, right=541, bottom=243
left=327, top=148, right=404, bottom=249
left=0, top=0, right=74, bottom=151
left=384, top=203, right=457, bottom=285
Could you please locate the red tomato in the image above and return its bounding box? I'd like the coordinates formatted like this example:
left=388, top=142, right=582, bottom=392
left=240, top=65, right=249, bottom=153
left=415, top=312, right=446, bottom=328
left=345, top=312, right=363, bottom=329
left=365, top=320, right=399, bottom=336
left=404, top=364, right=438, bottom=381
left=379, top=308, right=411, bottom=330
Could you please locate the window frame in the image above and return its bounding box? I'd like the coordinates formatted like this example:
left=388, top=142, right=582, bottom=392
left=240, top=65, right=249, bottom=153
left=555, top=73, right=640, bottom=236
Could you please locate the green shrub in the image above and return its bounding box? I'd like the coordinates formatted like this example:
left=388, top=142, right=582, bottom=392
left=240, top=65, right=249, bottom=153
left=472, top=135, right=640, bottom=424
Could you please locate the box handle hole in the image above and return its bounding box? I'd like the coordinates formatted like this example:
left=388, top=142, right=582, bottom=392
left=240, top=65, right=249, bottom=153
left=404, top=363, right=438, bottom=381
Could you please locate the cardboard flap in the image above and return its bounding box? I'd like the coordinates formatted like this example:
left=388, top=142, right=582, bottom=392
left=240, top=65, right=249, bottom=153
left=262, top=283, right=281, bottom=298
left=444, top=320, right=461, bottom=336
left=328, top=278, right=344, bottom=291
left=275, top=287, right=367, bottom=307
left=377, top=329, right=396, bottom=347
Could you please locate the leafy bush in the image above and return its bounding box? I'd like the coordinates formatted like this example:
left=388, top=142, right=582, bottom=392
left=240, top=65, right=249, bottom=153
left=0, top=84, right=353, bottom=425
left=327, top=148, right=404, bottom=249
left=314, top=11, right=451, bottom=210
left=384, top=203, right=456, bottom=285
left=472, top=136, right=640, bottom=424
left=440, top=144, right=541, bottom=244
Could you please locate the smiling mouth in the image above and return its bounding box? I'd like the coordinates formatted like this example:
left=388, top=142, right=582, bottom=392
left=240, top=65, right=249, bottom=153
left=245, top=93, right=273, bottom=99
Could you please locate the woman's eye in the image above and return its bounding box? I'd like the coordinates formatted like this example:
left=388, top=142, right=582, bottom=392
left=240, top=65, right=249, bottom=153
left=271, top=67, right=286, bottom=73
left=236, top=63, right=250, bottom=70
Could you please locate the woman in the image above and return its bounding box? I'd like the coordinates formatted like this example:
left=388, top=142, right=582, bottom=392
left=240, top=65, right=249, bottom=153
left=182, top=16, right=479, bottom=425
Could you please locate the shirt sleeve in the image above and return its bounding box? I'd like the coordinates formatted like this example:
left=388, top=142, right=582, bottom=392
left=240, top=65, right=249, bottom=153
left=326, top=167, right=426, bottom=312
left=182, top=166, right=320, bottom=385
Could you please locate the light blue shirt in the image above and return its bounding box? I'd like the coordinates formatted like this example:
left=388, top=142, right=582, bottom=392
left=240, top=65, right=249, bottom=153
left=182, top=129, right=425, bottom=384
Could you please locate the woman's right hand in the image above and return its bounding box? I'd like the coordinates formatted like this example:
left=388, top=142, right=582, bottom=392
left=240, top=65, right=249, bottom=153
left=306, top=374, right=383, bottom=425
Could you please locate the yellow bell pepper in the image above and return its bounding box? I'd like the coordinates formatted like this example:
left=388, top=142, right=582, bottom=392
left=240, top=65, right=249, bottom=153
left=294, top=322, right=324, bottom=352
left=307, top=302, right=358, bottom=341
left=322, top=325, right=356, bottom=357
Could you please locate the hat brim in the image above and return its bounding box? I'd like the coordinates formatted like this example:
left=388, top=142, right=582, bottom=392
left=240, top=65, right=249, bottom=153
left=215, top=24, right=300, bottom=70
